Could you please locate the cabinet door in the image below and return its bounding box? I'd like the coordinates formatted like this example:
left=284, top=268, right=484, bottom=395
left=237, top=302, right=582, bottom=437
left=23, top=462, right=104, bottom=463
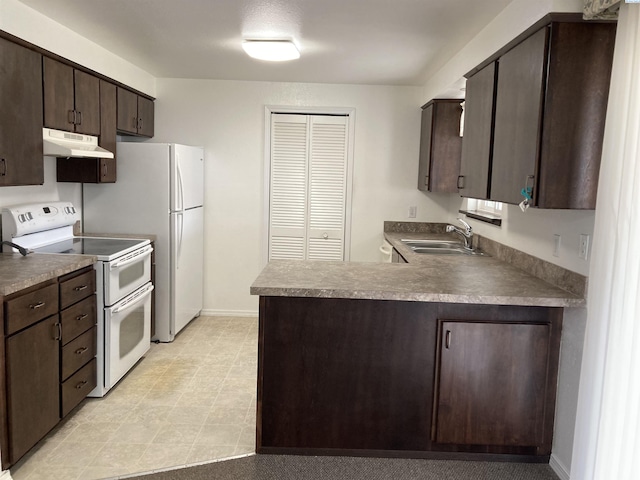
left=6, top=316, right=60, bottom=465
left=43, top=57, right=75, bottom=132
left=417, top=104, right=434, bottom=191
left=458, top=63, right=496, bottom=200
left=73, top=70, right=100, bottom=136
left=537, top=22, right=615, bottom=209
left=430, top=101, right=463, bottom=193
left=433, top=321, right=550, bottom=447
left=490, top=27, right=548, bottom=205
left=137, top=96, right=154, bottom=137
left=117, top=87, right=138, bottom=134
left=0, top=38, right=43, bottom=186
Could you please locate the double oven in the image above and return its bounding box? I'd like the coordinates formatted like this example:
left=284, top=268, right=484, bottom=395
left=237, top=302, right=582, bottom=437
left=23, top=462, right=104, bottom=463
left=1, top=202, right=154, bottom=397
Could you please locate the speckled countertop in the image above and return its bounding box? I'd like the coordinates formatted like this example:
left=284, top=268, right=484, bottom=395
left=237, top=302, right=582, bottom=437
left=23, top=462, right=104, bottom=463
left=0, top=253, right=96, bottom=297
left=250, top=229, right=585, bottom=308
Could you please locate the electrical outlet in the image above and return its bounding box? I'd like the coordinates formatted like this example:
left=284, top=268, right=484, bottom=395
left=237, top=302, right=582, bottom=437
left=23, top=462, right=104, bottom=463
left=553, top=234, right=561, bottom=257
left=579, top=234, right=590, bottom=260
left=408, top=206, right=417, bottom=218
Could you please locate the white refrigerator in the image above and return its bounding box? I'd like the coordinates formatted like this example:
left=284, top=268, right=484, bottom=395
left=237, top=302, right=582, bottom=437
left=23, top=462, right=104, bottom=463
left=83, top=142, right=204, bottom=342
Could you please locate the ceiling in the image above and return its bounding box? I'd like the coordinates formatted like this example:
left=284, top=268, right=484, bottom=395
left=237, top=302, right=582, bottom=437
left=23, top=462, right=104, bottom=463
left=17, top=0, right=512, bottom=86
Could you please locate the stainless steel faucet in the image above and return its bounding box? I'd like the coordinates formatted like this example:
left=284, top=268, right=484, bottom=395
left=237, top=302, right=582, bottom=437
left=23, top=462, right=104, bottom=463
left=446, top=218, right=473, bottom=249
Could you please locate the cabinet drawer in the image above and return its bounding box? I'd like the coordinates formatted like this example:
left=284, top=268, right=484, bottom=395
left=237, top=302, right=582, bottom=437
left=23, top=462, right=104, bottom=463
left=60, top=270, right=95, bottom=310
left=61, top=358, right=96, bottom=417
left=61, top=295, right=96, bottom=345
left=5, top=283, right=58, bottom=335
left=61, top=326, right=96, bottom=381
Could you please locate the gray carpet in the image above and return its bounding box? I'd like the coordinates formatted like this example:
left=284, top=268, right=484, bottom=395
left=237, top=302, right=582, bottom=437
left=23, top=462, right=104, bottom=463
left=124, top=454, right=561, bottom=480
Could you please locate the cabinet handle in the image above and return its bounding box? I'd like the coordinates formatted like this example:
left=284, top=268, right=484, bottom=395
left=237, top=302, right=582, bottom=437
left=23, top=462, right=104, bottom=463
left=73, top=285, right=88, bottom=292
left=29, top=301, right=45, bottom=309
left=457, top=175, right=465, bottom=189
left=75, top=380, right=88, bottom=390
left=424, top=175, right=429, bottom=187
left=102, top=163, right=108, bottom=178
left=68, top=110, right=76, bottom=124
left=322, top=232, right=329, bottom=239
left=76, top=111, right=82, bottom=126
left=76, top=313, right=89, bottom=321
left=445, top=330, right=452, bottom=349
left=138, top=117, right=143, bottom=131
left=53, top=322, right=62, bottom=341
left=0, top=158, right=6, bottom=176
left=75, top=346, right=88, bottom=355
left=525, top=174, right=535, bottom=197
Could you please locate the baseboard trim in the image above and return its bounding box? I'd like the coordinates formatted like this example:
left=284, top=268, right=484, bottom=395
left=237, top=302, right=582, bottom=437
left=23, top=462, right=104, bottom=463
left=200, top=309, right=258, bottom=317
left=549, top=454, right=570, bottom=480
left=0, top=469, right=14, bottom=480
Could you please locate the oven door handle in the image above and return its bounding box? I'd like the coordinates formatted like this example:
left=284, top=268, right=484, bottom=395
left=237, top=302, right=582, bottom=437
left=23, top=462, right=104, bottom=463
left=112, top=284, right=154, bottom=315
left=109, top=245, right=154, bottom=270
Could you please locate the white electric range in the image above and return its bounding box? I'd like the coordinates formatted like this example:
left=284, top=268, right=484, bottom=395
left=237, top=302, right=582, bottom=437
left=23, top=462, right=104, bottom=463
left=2, top=201, right=154, bottom=397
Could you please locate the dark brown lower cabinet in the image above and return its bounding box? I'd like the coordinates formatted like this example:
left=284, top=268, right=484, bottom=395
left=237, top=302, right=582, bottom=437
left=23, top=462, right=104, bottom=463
left=1, top=266, right=97, bottom=469
left=433, top=321, right=551, bottom=448
left=258, top=296, right=562, bottom=461
left=5, top=316, right=60, bottom=465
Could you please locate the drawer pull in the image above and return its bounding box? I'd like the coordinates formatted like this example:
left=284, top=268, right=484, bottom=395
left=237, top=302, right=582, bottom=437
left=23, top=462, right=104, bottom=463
left=75, top=380, right=88, bottom=390
left=75, top=346, right=89, bottom=355
left=76, top=313, right=89, bottom=321
left=73, top=285, right=88, bottom=292
left=29, top=301, right=45, bottom=309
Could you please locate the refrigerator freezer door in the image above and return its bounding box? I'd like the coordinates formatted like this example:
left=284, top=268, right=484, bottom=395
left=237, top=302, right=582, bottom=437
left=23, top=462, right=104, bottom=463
left=170, top=206, right=204, bottom=338
left=171, top=145, right=204, bottom=212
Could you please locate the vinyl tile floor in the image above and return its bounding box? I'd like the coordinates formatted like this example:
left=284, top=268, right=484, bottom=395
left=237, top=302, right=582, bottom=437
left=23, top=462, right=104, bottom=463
left=10, top=316, right=258, bottom=480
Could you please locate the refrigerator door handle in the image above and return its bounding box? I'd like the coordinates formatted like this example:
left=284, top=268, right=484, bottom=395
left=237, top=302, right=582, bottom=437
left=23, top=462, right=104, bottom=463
left=177, top=211, right=184, bottom=269
left=177, top=160, right=184, bottom=212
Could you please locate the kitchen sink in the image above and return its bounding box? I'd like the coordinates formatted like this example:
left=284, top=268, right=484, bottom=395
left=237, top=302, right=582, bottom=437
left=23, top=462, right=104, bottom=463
left=400, top=239, right=488, bottom=256
left=401, top=239, right=462, bottom=248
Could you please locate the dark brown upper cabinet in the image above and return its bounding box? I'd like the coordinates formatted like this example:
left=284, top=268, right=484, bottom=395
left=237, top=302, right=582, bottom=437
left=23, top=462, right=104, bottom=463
left=0, top=37, right=44, bottom=186
left=417, top=100, right=463, bottom=193
left=117, top=87, right=154, bottom=137
left=57, top=79, right=117, bottom=183
left=458, top=63, right=496, bottom=200
left=43, top=57, right=100, bottom=136
left=460, top=16, right=616, bottom=209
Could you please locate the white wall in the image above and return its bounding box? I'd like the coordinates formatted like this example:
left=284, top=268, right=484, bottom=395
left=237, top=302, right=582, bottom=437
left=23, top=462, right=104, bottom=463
left=0, top=158, right=81, bottom=234
left=152, top=78, right=449, bottom=314
left=418, top=0, right=587, bottom=476
left=0, top=0, right=156, bottom=96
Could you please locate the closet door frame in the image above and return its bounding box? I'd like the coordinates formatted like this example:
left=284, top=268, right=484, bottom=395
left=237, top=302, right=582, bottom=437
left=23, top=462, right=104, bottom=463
left=263, top=105, right=355, bottom=266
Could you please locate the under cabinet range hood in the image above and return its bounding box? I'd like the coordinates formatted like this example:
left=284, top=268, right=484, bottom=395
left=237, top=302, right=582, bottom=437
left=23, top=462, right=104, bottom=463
left=42, top=128, right=114, bottom=159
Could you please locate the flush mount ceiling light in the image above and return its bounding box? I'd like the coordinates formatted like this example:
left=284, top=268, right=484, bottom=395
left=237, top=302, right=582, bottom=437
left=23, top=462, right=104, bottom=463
left=242, top=40, right=300, bottom=61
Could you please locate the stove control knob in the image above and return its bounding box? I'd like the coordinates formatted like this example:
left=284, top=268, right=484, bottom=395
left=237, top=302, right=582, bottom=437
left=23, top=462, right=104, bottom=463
left=18, top=214, right=25, bottom=223
left=26, top=212, right=33, bottom=221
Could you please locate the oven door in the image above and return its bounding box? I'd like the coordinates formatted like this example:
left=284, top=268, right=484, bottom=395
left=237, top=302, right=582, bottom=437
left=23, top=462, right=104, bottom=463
left=104, top=282, right=153, bottom=390
left=104, top=244, right=153, bottom=306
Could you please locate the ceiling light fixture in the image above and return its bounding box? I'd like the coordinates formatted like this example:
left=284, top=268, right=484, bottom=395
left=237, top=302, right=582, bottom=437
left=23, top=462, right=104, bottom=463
left=242, top=40, right=300, bottom=61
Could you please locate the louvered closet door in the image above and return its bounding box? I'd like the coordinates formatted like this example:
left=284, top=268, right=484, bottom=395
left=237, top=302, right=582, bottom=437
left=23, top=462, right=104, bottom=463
left=269, top=114, right=309, bottom=260
left=307, top=115, right=348, bottom=260
left=269, top=113, right=349, bottom=261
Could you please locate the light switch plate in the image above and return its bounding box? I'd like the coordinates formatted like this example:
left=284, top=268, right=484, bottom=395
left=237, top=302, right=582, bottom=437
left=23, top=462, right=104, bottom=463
left=408, top=206, right=417, bottom=218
